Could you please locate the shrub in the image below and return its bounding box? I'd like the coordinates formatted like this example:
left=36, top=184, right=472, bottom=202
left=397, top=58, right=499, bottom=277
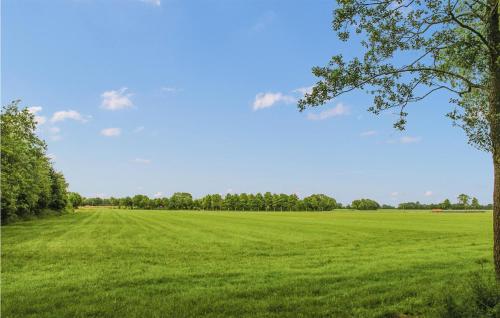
left=432, top=271, right=500, bottom=318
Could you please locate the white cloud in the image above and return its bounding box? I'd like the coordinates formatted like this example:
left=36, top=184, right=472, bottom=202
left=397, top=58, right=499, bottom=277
left=293, top=86, right=314, bottom=96
left=253, top=92, right=295, bottom=110
left=101, top=88, right=133, bottom=110
left=307, top=103, right=349, bottom=120
left=50, top=135, right=63, bottom=141
left=100, top=128, right=121, bottom=137
left=360, top=130, right=377, bottom=137
left=47, top=153, right=56, bottom=161
left=424, top=191, right=433, bottom=196
left=154, top=192, right=163, bottom=197
left=51, top=110, right=88, bottom=123
left=141, top=0, right=161, bottom=6
left=161, top=86, right=181, bottom=93
left=390, top=192, right=399, bottom=197
left=400, top=136, right=421, bottom=144
left=132, top=158, right=151, bottom=164
left=28, top=106, right=43, bottom=114
left=133, top=126, right=145, bottom=133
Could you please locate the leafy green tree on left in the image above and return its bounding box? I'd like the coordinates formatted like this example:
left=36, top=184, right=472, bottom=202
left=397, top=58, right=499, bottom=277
left=1, top=101, right=70, bottom=223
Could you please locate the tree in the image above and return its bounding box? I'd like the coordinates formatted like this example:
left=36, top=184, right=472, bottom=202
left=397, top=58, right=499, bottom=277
left=1, top=101, right=70, bottom=222
left=351, top=199, right=380, bottom=210
left=240, top=193, right=249, bottom=211
left=264, top=192, right=273, bottom=211
left=68, top=192, right=83, bottom=209
left=458, top=193, right=471, bottom=209
left=288, top=194, right=299, bottom=211
left=201, top=194, right=212, bottom=210
left=123, top=197, right=133, bottom=209
left=471, top=197, right=481, bottom=209
left=255, top=193, right=265, bottom=211
left=441, top=199, right=452, bottom=210
left=169, top=192, right=193, bottom=210
left=298, top=0, right=500, bottom=276
left=109, top=197, right=119, bottom=208
left=132, top=194, right=150, bottom=209
left=212, top=194, right=223, bottom=210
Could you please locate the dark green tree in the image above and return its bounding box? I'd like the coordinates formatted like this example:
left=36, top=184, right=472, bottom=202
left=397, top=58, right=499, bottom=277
left=441, top=199, right=452, bottom=210
left=471, top=197, right=481, bottom=209
left=351, top=199, right=380, bottom=211
left=1, top=101, right=70, bottom=222
left=132, top=195, right=150, bottom=209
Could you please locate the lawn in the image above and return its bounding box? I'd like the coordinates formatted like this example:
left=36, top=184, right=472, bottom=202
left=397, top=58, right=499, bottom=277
left=1, top=208, right=493, bottom=317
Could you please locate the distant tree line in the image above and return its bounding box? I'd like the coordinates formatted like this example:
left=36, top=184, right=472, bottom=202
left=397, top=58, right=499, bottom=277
left=1, top=102, right=75, bottom=223
left=82, top=193, right=492, bottom=212
left=397, top=194, right=491, bottom=210
left=82, top=192, right=341, bottom=211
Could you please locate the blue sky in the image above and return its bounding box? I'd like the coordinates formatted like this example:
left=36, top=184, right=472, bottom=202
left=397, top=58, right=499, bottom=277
left=2, top=0, right=493, bottom=205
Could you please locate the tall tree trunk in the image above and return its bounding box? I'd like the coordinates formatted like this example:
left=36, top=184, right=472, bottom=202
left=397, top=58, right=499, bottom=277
left=495, top=158, right=500, bottom=278
left=488, top=0, right=500, bottom=278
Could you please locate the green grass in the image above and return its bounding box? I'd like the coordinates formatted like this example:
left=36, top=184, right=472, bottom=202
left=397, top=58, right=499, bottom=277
left=1, top=208, right=493, bottom=317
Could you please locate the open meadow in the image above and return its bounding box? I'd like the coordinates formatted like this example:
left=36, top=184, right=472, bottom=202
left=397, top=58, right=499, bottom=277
left=1, top=209, right=493, bottom=317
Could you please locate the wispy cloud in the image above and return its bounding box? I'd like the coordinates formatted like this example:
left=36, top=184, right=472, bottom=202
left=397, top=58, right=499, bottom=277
left=51, top=110, right=88, bottom=123
left=400, top=136, right=421, bottom=144
left=307, top=103, right=349, bottom=120
left=161, top=86, right=181, bottom=93
left=252, top=11, right=275, bottom=32
left=100, top=128, right=121, bottom=137
left=253, top=92, right=295, bottom=110
left=424, top=190, right=433, bottom=196
left=360, top=130, right=377, bottom=137
left=390, top=192, right=399, bottom=197
left=387, top=135, right=422, bottom=144
left=153, top=191, right=163, bottom=197
left=132, top=158, right=151, bottom=164
left=101, top=88, right=133, bottom=110
left=141, top=0, right=161, bottom=6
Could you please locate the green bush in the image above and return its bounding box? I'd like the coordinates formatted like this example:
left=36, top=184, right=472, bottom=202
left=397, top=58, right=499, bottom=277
left=432, top=271, right=500, bottom=318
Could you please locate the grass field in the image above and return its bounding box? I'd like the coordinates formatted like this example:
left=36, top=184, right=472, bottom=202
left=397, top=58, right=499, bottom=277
left=1, top=208, right=494, bottom=317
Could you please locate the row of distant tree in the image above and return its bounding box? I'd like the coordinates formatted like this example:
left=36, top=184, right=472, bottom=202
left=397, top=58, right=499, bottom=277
left=80, top=193, right=340, bottom=211
left=396, top=195, right=492, bottom=210
left=79, top=193, right=491, bottom=211
left=1, top=102, right=72, bottom=223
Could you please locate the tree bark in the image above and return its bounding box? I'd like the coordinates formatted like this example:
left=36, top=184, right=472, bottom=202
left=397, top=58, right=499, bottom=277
left=488, top=0, right=500, bottom=279
left=495, top=159, right=500, bottom=278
